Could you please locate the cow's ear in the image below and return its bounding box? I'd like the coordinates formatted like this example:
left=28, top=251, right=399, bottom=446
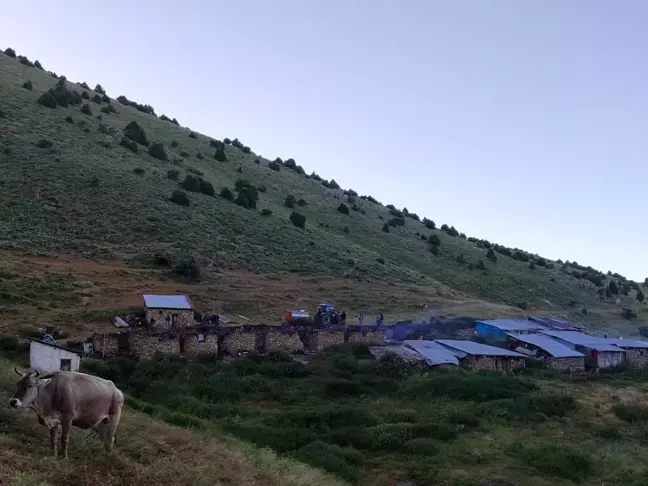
left=37, top=378, right=52, bottom=387
left=14, top=367, right=23, bottom=376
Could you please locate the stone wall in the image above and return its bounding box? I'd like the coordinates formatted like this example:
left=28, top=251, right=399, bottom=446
left=466, top=356, right=525, bottom=372
left=91, top=333, right=119, bottom=357
left=145, top=309, right=194, bottom=329
left=624, top=349, right=648, bottom=367
left=347, top=329, right=387, bottom=346
left=132, top=334, right=180, bottom=360
left=265, top=331, right=304, bottom=353
left=310, top=331, right=346, bottom=352
left=183, top=333, right=219, bottom=356
left=546, top=356, right=585, bottom=372
left=220, top=328, right=258, bottom=355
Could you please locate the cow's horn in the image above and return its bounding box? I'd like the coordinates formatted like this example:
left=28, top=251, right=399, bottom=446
left=14, top=367, right=22, bottom=376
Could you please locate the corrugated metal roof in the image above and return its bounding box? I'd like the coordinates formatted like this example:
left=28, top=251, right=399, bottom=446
left=143, top=294, right=192, bottom=310
left=506, top=333, right=584, bottom=358
left=477, top=319, right=543, bottom=332
left=528, top=316, right=584, bottom=330
left=539, top=331, right=627, bottom=353
left=369, top=345, right=427, bottom=364
left=603, top=339, right=648, bottom=349
left=435, top=339, right=525, bottom=357
left=403, top=340, right=460, bottom=366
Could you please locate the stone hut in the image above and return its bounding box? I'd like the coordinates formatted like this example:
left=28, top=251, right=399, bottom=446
left=143, top=294, right=195, bottom=330
left=506, top=333, right=585, bottom=372
left=435, top=339, right=526, bottom=372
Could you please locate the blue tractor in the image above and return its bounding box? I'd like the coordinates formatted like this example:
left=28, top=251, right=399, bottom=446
left=313, top=303, right=340, bottom=326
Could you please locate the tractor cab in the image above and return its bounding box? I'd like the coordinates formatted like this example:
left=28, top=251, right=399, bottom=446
left=314, top=303, right=339, bottom=326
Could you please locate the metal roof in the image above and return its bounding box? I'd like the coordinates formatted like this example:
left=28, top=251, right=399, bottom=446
left=435, top=339, right=525, bottom=357
left=477, top=319, right=543, bottom=332
left=506, top=333, right=584, bottom=358
left=528, top=315, right=584, bottom=330
left=369, top=345, right=427, bottom=364
left=29, top=339, right=82, bottom=356
left=539, top=331, right=627, bottom=353
left=403, top=340, right=460, bottom=366
left=602, top=338, right=648, bottom=349
left=143, top=294, right=192, bottom=310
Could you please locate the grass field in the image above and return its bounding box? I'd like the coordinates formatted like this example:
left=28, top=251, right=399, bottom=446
left=63, top=346, right=648, bottom=485
left=0, top=47, right=647, bottom=337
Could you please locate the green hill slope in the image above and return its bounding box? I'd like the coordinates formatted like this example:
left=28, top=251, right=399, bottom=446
left=0, top=47, right=646, bottom=329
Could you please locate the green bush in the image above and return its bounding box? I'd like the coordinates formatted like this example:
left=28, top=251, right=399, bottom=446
left=214, top=147, right=227, bottom=162
left=169, top=190, right=190, bottom=206
left=337, top=203, right=349, bottom=214
left=293, top=441, right=360, bottom=483
left=268, top=160, right=281, bottom=171
left=81, top=91, right=90, bottom=99
left=220, top=187, right=234, bottom=201
left=167, top=169, right=180, bottom=181
left=404, top=438, right=441, bottom=455
left=148, top=142, right=168, bottom=161
left=37, top=91, right=58, bottom=108
left=80, top=104, right=93, bottom=116
left=189, top=131, right=197, bottom=139
left=381, top=223, right=389, bottom=233
left=119, top=137, right=138, bottom=153
left=173, top=257, right=201, bottom=281
left=133, top=168, right=145, bottom=175
left=4, top=47, right=17, bottom=58
left=290, top=212, right=306, bottom=228
left=94, top=84, right=106, bottom=95
left=171, top=140, right=179, bottom=148
left=34, top=60, right=43, bottom=69
left=285, top=194, right=296, bottom=208
left=36, top=139, right=53, bottom=149
left=102, top=94, right=110, bottom=103
left=123, top=121, right=149, bottom=146
left=613, top=403, right=648, bottom=423
left=22, top=81, right=33, bottom=90
left=65, top=115, right=74, bottom=123
left=261, top=208, right=272, bottom=216
left=297, top=198, right=307, bottom=206
left=518, top=443, right=593, bottom=482
left=406, top=373, right=536, bottom=402
left=92, top=94, right=102, bottom=104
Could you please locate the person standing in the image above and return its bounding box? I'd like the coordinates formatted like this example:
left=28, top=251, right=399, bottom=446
left=358, top=312, right=364, bottom=325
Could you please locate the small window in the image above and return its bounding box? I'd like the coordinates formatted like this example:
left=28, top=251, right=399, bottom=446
left=60, top=359, right=71, bottom=371
left=197, top=333, right=206, bottom=343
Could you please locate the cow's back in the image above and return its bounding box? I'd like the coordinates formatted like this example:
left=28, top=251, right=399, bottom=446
left=46, top=372, right=123, bottom=427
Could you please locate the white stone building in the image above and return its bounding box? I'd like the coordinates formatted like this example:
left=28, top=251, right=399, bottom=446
left=29, top=339, right=81, bottom=373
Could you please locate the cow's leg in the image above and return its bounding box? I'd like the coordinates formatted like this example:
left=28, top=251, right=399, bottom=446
left=105, top=410, right=122, bottom=453
left=49, top=425, right=61, bottom=457
left=60, top=417, right=73, bottom=459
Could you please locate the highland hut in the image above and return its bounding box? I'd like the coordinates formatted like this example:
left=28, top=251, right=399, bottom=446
left=506, top=332, right=585, bottom=372
left=143, top=294, right=195, bottom=330
left=435, top=339, right=526, bottom=371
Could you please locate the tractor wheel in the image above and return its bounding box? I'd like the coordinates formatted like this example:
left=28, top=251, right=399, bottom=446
left=322, top=314, right=332, bottom=325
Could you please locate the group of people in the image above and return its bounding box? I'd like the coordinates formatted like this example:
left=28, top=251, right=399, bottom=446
left=356, top=312, right=384, bottom=325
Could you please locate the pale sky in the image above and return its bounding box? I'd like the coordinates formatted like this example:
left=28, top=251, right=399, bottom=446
left=2, top=1, right=647, bottom=280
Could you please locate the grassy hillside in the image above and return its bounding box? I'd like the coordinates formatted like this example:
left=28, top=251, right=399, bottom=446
left=0, top=47, right=647, bottom=333
left=0, top=359, right=342, bottom=486
left=78, top=346, right=648, bottom=485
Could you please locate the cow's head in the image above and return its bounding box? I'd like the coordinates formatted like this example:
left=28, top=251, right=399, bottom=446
left=9, top=368, right=51, bottom=409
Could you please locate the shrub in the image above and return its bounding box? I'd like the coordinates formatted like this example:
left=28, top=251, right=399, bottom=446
left=36, top=139, right=53, bottom=149
left=81, top=91, right=90, bottom=99
left=284, top=194, right=296, bottom=208
left=181, top=175, right=214, bottom=196
left=80, top=103, right=93, bottom=116
left=622, top=307, right=638, bottom=320
left=133, top=168, right=145, bottom=175
left=209, top=139, right=224, bottom=149
left=297, top=198, right=307, bottom=206
left=406, top=373, right=535, bottom=402
left=261, top=208, right=272, bottom=216
left=171, top=140, right=179, bottom=148
left=180, top=151, right=190, bottom=158
left=119, top=137, right=138, bottom=153
left=148, top=142, right=168, bottom=161
left=268, top=160, right=281, bottom=171
left=116, top=95, right=156, bottom=115
left=381, top=223, right=389, bottom=233
left=637, top=289, right=645, bottom=303
left=476, top=260, right=487, bottom=271
left=427, top=234, right=441, bottom=247
left=518, top=443, right=593, bottom=482
left=234, top=180, right=259, bottom=209
left=214, top=147, right=227, bottom=162
left=337, top=203, right=349, bottom=214
left=293, top=441, right=360, bottom=483
left=255, top=158, right=261, bottom=165
left=189, top=131, right=197, bottom=139
left=220, top=187, right=234, bottom=201
left=4, top=48, right=16, bottom=58
left=22, top=81, right=33, bottom=90
left=196, top=152, right=204, bottom=159
left=290, top=211, right=306, bottom=228
left=37, top=91, right=58, bottom=108
left=123, top=121, right=149, bottom=146
left=613, top=403, right=648, bottom=423
left=92, top=94, right=102, bottom=103
left=387, top=217, right=405, bottom=227
left=102, top=94, right=110, bottom=103
left=34, top=60, right=43, bottom=69
left=224, top=138, right=232, bottom=144
left=376, top=257, right=385, bottom=264
left=64, top=115, right=74, bottom=123
left=167, top=169, right=180, bottom=181
left=173, top=257, right=201, bottom=281
left=608, top=280, right=619, bottom=295
left=18, top=55, right=33, bottom=67
left=234, top=194, right=250, bottom=208
left=257, top=185, right=267, bottom=193
left=529, top=261, right=536, bottom=270
left=405, top=438, right=440, bottom=455
left=94, top=84, right=106, bottom=94
left=169, top=190, right=190, bottom=206
left=100, top=106, right=111, bottom=114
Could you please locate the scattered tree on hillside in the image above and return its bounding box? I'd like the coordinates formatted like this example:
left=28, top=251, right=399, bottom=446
left=289, top=211, right=306, bottom=228
left=529, top=261, right=536, bottom=270
left=456, top=254, right=466, bottom=265
left=92, top=94, right=102, bottom=104
left=284, top=195, right=296, bottom=208
left=337, top=203, right=349, bottom=214
left=116, top=95, right=156, bottom=115
left=422, top=218, right=436, bottom=230
left=268, top=161, right=281, bottom=171
left=22, top=81, right=32, bottom=90
left=169, top=190, right=190, bottom=206
left=80, top=104, right=93, bottom=116
left=621, top=282, right=631, bottom=296
left=428, top=234, right=441, bottom=247
left=94, top=84, right=106, bottom=95
left=233, top=179, right=259, bottom=209
left=476, top=260, right=487, bottom=271
left=189, top=131, right=198, bottom=139
left=214, top=147, right=227, bottom=162
left=123, top=121, right=149, bottom=146
left=644, top=278, right=648, bottom=287
left=382, top=223, right=390, bottom=233
left=148, top=142, right=168, bottom=161
left=220, top=187, right=234, bottom=201
left=486, top=248, right=497, bottom=263
left=609, top=280, right=619, bottom=295
left=4, top=48, right=16, bottom=58
left=637, top=289, right=645, bottom=303
left=34, top=60, right=43, bottom=70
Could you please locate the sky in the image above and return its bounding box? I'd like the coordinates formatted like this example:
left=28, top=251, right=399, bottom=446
left=2, top=0, right=647, bottom=280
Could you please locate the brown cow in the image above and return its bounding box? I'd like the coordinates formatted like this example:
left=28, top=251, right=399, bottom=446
left=9, top=368, right=124, bottom=459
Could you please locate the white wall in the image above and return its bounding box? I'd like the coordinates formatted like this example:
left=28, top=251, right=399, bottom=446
left=30, top=341, right=80, bottom=373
